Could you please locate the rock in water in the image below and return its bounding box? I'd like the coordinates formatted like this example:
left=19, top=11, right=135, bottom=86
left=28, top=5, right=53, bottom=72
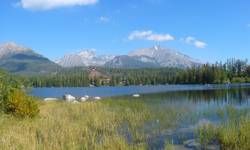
left=183, top=139, right=201, bottom=149
left=63, top=94, right=76, bottom=102
left=44, top=98, right=58, bottom=101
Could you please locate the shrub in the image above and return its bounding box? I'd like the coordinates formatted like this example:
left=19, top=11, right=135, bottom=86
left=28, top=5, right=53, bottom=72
left=3, top=89, right=39, bottom=118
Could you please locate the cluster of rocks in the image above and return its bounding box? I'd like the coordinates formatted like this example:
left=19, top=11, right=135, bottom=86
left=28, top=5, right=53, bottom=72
left=44, top=94, right=102, bottom=103
left=63, top=94, right=102, bottom=103
left=44, top=93, right=140, bottom=102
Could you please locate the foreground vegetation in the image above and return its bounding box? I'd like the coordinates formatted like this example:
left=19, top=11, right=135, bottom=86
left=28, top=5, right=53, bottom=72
left=198, top=108, right=250, bottom=150
left=1, top=68, right=250, bottom=149
left=0, top=101, right=158, bottom=150
left=0, top=70, right=39, bottom=118
left=0, top=98, right=250, bottom=150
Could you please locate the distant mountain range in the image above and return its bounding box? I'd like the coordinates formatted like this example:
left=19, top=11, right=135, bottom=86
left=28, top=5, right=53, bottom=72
left=0, top=42, right=60, bottom=74
left=58, top=45, right=201, bottom=68
left=0, top=42, right=201, bottom=74
left=57, top=50, right=114, bottom=67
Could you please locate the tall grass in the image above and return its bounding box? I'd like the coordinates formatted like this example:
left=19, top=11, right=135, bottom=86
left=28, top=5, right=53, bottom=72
left=0, top=100, right=170, bottom=150
left=0, top=99, right=249, bottom=150
left=197, top=108, right=250, bottom=150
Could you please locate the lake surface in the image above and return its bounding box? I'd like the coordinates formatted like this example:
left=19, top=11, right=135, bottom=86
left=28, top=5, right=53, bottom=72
left=30, top=84, right=250, bottom=149
left=30, top=83, right=250, bottom=98
left=118, top=87, right=250, bottom=149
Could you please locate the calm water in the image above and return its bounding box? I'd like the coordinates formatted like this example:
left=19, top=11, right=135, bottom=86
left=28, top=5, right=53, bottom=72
left=30, top=83, right=250, bottom=98
left=30, top=84, right=250, bottom=149
left=120, top=87, right=250, bottom=149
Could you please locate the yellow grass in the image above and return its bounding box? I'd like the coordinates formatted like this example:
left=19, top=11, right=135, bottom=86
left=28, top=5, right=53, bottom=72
left=0, top=101, right=149, bottom=150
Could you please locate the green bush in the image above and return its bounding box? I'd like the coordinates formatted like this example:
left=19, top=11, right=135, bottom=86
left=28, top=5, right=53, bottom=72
left=3, top=89, right=39, bottom=118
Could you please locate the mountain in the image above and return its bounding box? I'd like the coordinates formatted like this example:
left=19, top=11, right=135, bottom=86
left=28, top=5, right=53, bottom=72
left=57, top=46, right=201, bottom=68
left=57, top=50, right=114, bottom=67
left=104, top=55, right=160, bottom=68
left=128, top=46, right=201, bottom=68
left=0, top=42, right=60, bottom=74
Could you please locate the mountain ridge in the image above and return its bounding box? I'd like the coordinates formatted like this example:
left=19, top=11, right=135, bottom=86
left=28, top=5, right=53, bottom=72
left=57, top=45, right=201, bottom=68
left=0, top=42, right=202, bottom=73
left=0, top=42, right=60, bottom=74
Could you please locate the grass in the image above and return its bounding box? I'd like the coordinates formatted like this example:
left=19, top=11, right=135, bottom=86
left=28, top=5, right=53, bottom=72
left=0, top=98, right=250, bottom=150
left=197, top=107, right=250, bottom=150
left=0, top=100, right=181, bottom=150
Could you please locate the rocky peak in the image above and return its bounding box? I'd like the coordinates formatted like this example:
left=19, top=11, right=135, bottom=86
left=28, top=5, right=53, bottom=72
left=0, top=42, right=32, bottom=58
left=78, top=49, right=96, bottom=58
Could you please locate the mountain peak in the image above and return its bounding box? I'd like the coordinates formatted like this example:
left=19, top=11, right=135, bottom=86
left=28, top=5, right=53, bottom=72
left=78, top=49, right=96, bottom=58
left=153, top=45, right=161, bottom=50
left=0, top=42, right=60, bottom=74
left=129, top=46, right=201, bottom=68
left=0, top=42, right=31, bottom=52
left=58, top=49, right=114, bottom=67
left=0, top=42, right=32, bottom=58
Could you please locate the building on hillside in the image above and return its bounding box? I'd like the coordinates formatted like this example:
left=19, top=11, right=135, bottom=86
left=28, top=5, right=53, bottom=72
left=88, top=68, right=111, bottom=85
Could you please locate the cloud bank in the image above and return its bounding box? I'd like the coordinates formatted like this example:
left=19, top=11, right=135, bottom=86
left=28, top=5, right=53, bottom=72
left=19, top=0, right=98, bottom=10
left=128, top=30, right=174, bottom=42
left=184, top=36, right=207, bottom=48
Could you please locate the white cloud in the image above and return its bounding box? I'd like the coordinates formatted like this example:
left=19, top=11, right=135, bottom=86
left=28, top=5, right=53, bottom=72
left=128, top=30, right=174, bottom=42
left=184, top=36, right=207, bottom=48
left=99, top=16, right=109, bottom=23
left=19, top=0, right=98, bottom=10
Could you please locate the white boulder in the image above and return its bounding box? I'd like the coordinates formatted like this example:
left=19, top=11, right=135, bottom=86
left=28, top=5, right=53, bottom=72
left=133, top=94, right=140, bottom=98
left=84, top=95, right=89, bottom=99
left=44, top=98, right=58, bottom=101
left=63, top=94, right=76, bottom=102
left=94, top=97, right=101, bottom=100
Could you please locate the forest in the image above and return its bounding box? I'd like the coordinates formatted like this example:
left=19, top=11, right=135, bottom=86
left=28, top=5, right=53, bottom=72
left=26, top=58, right=250, bottom=87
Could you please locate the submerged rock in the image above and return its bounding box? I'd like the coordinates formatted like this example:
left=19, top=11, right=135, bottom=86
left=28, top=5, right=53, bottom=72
left=133, top=94, right=140, bottom=98
left=183, top=139, right=201, bottom=149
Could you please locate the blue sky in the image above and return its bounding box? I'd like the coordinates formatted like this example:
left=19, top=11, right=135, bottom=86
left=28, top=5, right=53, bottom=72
left=0, top=0, right=250, bottom=62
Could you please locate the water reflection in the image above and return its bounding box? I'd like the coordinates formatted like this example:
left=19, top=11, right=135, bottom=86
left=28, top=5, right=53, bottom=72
left=134, top=88, right=250, bottom=107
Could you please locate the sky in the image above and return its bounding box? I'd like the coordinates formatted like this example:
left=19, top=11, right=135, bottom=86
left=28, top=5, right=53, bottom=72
left=0, top=0, right=250, bottom=63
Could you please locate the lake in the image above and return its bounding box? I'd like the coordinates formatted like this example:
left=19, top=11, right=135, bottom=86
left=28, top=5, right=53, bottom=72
left=30, top=83, right=250, bottom=98
left=30, top=84, right=250, bottom=149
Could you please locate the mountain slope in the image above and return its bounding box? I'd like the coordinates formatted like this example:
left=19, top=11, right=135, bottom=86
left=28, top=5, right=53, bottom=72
left=0, top=42, right=60, bottom=74
left=104, top=55, right=160, bottom=68
left=57, top=46, right=201, bottom=69
left=129, top=46, right=201, bottom=68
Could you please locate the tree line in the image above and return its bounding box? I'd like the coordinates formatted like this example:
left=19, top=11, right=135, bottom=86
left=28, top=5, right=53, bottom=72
left=27, top=58, right=250, bottom=87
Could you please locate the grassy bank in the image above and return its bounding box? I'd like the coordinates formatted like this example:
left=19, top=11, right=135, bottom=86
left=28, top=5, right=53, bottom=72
left=0, top=99, right=192, bottom=150
left=0, top=99, right=250, bottom=150
left=0, top=100, right=153, bottom=150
